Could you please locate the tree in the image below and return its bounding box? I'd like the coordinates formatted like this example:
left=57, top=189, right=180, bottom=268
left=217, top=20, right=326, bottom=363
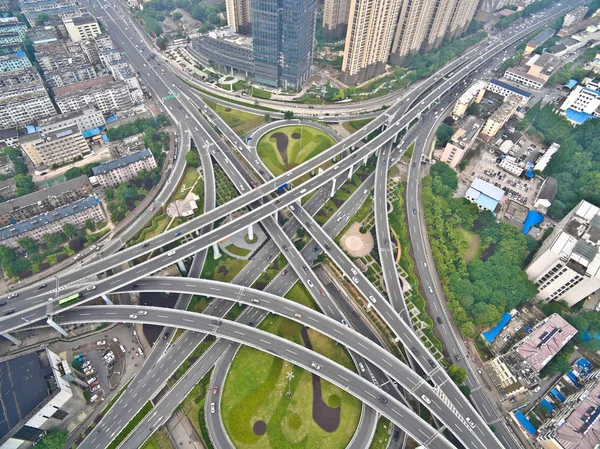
left=540, top=352, right=570, bottom=377
left=36, top=429, right=68, bottom=449
left=62, top=223, right=77, bottom=238
left=447, top=364, right=467, bottom=383
left=156, top=36, right=168, bottom=50
left=435, top=124, right=454, bottom=147
left=14, top=174, right=35, bottom=197
left=84, top=220, right=95, bottom=232
left=35, top=13, right=51, bottom=26
left=172, top=11, right=183, bottom=20
left=264, top=113, right=270, bottom=122
left=284, top=111, right=294, bottom=120
left=17, top=237, right=38, bottom=254
left=185, top=151, right=200, bottom=168
left=64, top=167, right=84, bottom=180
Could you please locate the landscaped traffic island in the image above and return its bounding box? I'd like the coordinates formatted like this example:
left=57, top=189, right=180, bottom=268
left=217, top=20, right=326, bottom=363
left=220, top=283, right=361, bottom=449
left=257, top=125, right=337, bottom=177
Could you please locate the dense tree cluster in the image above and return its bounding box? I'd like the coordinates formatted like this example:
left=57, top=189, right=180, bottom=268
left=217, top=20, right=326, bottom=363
left=526, top=105, right=600, bottom=219
left=136, top=0, right=226, bottom=35
left=423, top=163, right=537, bottom=337
left=104, top=169, right=161, bottom=222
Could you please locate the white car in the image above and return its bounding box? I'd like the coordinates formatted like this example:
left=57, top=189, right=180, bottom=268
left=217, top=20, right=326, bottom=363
left=210, top=402, right=215, bottom=413
left=465, top=417, right=476, bottom=429
left=307, top=280, right=314, bottom=288
left=129, top=314, right=138, bottom=319
left=137, top=310, right=148, bottom=315
left=421, top=395, right=432, bottom=404
left=87, top=285, right=96, bottom=291
left=167, top=250, right=176, bottom=256
left=358, top=363, right=365, bottom=372
left=311, top=362, right=321, bottom=370
left=368, top=295, right=377, bottom=303
left=97, top=340, right=106, bottom=346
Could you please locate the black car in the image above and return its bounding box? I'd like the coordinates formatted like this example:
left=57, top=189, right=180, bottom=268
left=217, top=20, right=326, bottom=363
left=324, top=244, right=331, bottom=250
left=163, top=332, right=170, bottom=341
left=378, top=396, right=388, bottom=404
left=142, top=243, right=149, bottom=248
left=436, top=317, right=442, bottom=324
left=3, top=310, right=14, bottom=316
left=393, top=430, right=400, bottom=441
left=37, top=284, right=47, bottom=290
left=427, top=359, right=436, bottom=368
left=411, top=346, right=420, bottom=356
left=131, top=284, right=139, bottom=289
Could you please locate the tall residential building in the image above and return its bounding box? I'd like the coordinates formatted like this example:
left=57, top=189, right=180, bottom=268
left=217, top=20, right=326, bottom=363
left=526, top=200, right=600, bottom=306
left=322, top=0, right=351, bottom=40
left=252, top=0, right=317, bottom=90
left=391, top=0, right=479, bottom=62
left=54, top=76, right=133, bottom=114
left=226, top=0, right=252, bottom=35
left=62, top=13, right=101, bottom=42
left=20, top=124, right=90, bottom=167
left=341, top=0, right=402, bottom=85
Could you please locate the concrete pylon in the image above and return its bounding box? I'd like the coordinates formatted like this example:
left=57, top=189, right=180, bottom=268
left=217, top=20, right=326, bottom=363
left=101, top=294, right=113, bottom=305
left=46, top=317, right=68, bottom=337
left=248, top=224, right=254, bottom=241
left=212, top=243, right=221, bottom=259
left=330, top=177, right=336, bottom=197
left=1, top=333, right=20, bottom=345
left=348, top=166, right=353, bottom=179
left=363, top=155, right=368, bottom=165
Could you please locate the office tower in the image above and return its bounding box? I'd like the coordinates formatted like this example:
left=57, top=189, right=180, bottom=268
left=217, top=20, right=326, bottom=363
left=322, top=0, right=351, bottom=40
left=252, top=0, right=317, bottom=90
left=391, top=0, right=479, bottom=62
left=341, top=0, right=402, bottom=85
left=225, top=0, right=252, bottom=35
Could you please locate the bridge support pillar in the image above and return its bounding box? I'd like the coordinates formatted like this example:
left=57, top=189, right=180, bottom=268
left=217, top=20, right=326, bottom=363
left=212, top=243, right=221, bottom=259
left=363, top=154, right=368, bottom=165
left=1, top=333, right=20, bottom=345
left=330, top=177, right=336, bottom=197
left=348, top=166, right=353, bottom=179
left=273, top=212, right=277, bottom=222
left=101, top=294, right=113, bottom=305
left=248, top=224, right=254, bottom=241
left=46, top=318, right=68, bottom=337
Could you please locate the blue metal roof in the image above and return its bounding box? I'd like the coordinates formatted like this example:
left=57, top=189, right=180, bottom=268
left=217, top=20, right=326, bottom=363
left=490, top=79, right=532, bottom=98
left=550, top=388, right=566, bottom=402
left=514, top=411, right=537, bottom=435
left=0, top=196, right=100, bottom=241
left=482, top=312, right=513, bottom=343
left=565, top=108, right=595, bottom=125
left=476, top=194, right=499, bottom=212
left=540, top=399, right=554, bottom=412
left=564, top=79, right=578, bottom=89
left=92, top=148, right=153, bottom=175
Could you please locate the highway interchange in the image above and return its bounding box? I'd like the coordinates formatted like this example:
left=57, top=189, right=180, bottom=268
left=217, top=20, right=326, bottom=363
left=1, top=1, right=582, bottom=448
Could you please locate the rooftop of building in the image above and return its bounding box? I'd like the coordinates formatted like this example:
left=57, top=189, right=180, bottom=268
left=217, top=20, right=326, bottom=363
left=528, top=28, right=555, bottom=46
left=205, top=26, right=253, bottom=48
left=0, top=90, right=50, bottom=104
left=451, top=116, right=483, bottom=146
left=53, top=75, right=115, bottom=96
left=70, top=13, right=97, bottom=26
left=23, top=4, right=78, bottom=21
left=0, top=195, right=100, bottom=240
left=0, top=175, right=90, bottom=216
left=551, top=380, right=600, bottom=449
left=0, top=352, right=50, bottom=440
left=456, top=80, right=487, bottom=105
left=514, top=314, right=578, bottom=372
left=38, top=107, right=101, bottom=127
left=488, top=94, right=521, bottom=123
left=489, top=78, right=532, bottom=98
left=537, top=177, right=558, bottom=202
left=505, top=67, right=547, bottom=85
left=92, top=148, right=152, bottom=175
left=22, top=124, right=81, bottom=143
left=565, top=108, right=595, bottom=125
left=0, top=128, right=17, bottom=139
left=470, top=177, right=505, bottom=201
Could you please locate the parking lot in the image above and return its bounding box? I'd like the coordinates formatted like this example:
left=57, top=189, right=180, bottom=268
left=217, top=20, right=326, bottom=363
left=490, top=306, right=546, bottom=354
left=459, top=150, right=544, bottom=211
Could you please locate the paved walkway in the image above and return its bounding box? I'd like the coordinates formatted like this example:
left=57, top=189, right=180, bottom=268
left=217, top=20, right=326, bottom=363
left=165, top=409, right=204, bottom=449
left=340, top=223, right=374, bottom=257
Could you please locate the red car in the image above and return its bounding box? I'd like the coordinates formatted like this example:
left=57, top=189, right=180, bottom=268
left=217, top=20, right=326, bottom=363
left=213, top=386, right=219, bottom=395
left=320, top=289, right=326, bottom=297
left=282, top=269, right=288, bottom=276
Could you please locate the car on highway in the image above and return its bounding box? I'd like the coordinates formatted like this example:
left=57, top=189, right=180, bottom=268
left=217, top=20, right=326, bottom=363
left=307, top=280, right=314, bottom=288
left=142, top=243, right=149, bottom=248
left=368, top=295, right=377, bottom=303
left=294, top=313, right=302, bottom=319
left=436, top=317, right=442, bottom=324
left=393, top=430, right=400, bottom=441
left=319, top=289, right=326, bottom=297
left=378, top=396, right=388, bottom=404
left=428, top=286, right=433, bottom=294
left=129, top=314, right=138, bottom=319
left=167, top=250, right=176, bottom=256
left=427, top=359, right=436, bottom=368
left=421, top=395, right=432, bottom=404
left=413, top=208, right=417, bottom=214
left=311, top=362, right=321, bottom=370
left=37, top=284, right=47, bottom=290
left=358, top=362, right=365, bottom=372
left=302, top=266, right=308, bottom=272
left=87, top=285, right=96, bottom=291
left=130, top=284, right=139, bottom=289
left=266, top=254, right=272, bottom=261
left=210, top=402, right=215, bottom=413
left=7, top=293, right=17, bottom=299
left=313, top=246, right=318, bottom=252
left=465, top=417, right=476, bottom=429
left=137, top=310, right=148, bottom=315
left=175, top=232, right=181, bottom=236
left=213, top=386, right=219, bottom=395
left=3, top=310, right=14, bottom=316
left=341, top=319, right=349, bottom=327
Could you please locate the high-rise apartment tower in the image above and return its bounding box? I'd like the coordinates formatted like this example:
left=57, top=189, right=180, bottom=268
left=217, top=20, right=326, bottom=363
left=225, top=0, right=252, bottom=35
left=341, top=0, right=402, bottom=85
left=391, top=0, right=479, bottom=62
left=252, top=0, right=317, bottom=90
left=322, top=0, right=351, bottom=40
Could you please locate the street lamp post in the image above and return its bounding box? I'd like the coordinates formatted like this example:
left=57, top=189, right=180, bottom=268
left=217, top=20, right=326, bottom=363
left=286, top=371, right=294, bottom=398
